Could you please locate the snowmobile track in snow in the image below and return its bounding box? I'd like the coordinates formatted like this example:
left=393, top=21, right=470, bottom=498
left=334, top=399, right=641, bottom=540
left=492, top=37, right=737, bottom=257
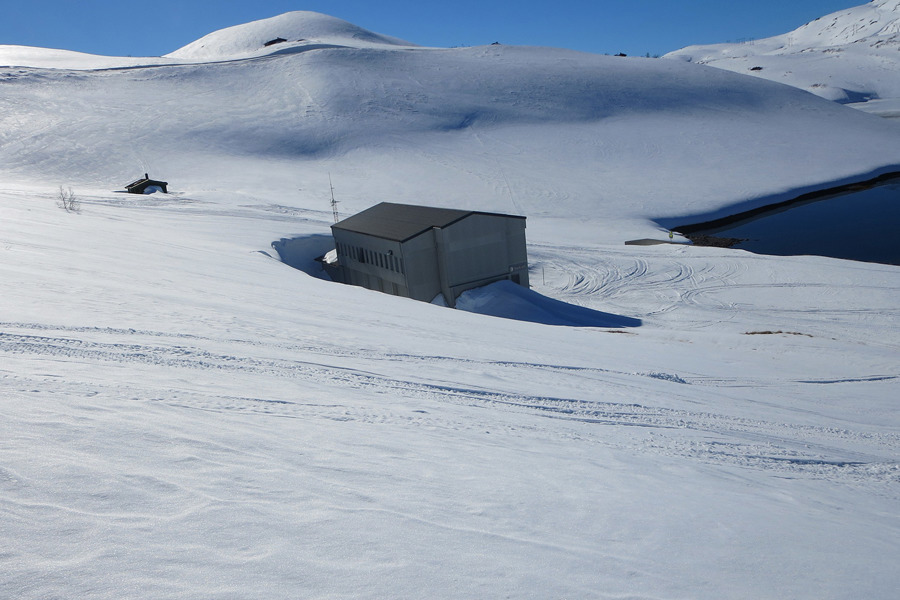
left=2, top=322, right=897, bottom=486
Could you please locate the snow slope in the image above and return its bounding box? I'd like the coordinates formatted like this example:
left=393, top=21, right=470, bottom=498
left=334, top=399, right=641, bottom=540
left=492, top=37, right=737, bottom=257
left=1, top=11, right=898, bottom=600
left=666, top=0, right=900, bottom=108
left=0, top=45, right=177, bottom=70
left=0, top=12, right=415, bottom=70
left=2, top=11, right=900, bottom=242
left=165, top=11, right=417, bottom=61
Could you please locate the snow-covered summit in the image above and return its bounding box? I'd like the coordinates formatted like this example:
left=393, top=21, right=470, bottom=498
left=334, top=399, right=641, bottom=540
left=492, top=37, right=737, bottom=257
left=165, top=11, right=417, bottom=61
left=665, top=0, right=900, bottom=104
left=784, top=0, right=900, bottom=47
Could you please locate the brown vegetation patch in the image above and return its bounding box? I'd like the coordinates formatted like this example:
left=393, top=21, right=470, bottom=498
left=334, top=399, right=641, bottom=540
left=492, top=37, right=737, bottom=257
left=744, top=330, right=813, bottom=337
left=685, top=233, right=747, bottom=248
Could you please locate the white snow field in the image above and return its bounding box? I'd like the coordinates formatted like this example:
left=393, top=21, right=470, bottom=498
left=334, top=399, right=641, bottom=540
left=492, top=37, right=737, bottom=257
left=1, top=9, right=899, bottom=600
left=666, top=0, right=900, bottom=114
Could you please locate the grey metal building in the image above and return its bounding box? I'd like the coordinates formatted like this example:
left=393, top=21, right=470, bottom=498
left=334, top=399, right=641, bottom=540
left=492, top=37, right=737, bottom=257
left=330, top=202, right=528, bottom=306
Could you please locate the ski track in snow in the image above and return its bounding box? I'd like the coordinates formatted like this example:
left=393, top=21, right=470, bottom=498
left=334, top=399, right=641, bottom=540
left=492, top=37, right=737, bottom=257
left=536, top=244, right=745, bottom=321
left=530, top=243, right=900, bottom=342
left=2, top=320, right=897, bottom=489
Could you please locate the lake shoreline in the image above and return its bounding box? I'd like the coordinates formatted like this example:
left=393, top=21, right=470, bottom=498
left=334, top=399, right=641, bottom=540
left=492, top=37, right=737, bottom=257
left=674, top=171, right=900, bottom=238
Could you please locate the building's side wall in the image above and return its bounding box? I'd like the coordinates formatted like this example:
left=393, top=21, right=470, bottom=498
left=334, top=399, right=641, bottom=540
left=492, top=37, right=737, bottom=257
left=332, top=212, right=528, bottom=306
left=400, top=233, right=442, bottom=303
left=441, top=214, right=529, bottom=303
left=332, top=229, right=407, bottom=297
left=505, top=217, right=529, bottom=287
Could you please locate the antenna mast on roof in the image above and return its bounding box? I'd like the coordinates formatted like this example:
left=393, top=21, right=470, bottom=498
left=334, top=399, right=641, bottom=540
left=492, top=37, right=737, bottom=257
left=329, top=173, right=339, bottom=223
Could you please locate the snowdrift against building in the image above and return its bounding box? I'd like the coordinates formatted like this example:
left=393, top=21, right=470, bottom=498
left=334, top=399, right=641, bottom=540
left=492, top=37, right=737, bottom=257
left=456, top=280, right=642, bottom=327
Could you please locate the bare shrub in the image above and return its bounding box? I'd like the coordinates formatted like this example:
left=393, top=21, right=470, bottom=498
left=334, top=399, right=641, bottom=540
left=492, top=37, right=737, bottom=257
left=57, top=186, right=80, bottom=213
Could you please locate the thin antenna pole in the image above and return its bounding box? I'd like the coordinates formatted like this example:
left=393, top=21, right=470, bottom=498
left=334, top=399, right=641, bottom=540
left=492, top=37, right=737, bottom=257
left=329, top=173, right=339, bottom=223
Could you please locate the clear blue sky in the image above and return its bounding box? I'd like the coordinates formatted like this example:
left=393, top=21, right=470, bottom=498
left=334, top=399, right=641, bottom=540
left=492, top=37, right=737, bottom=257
left=2, top=1, right=865, bottom=57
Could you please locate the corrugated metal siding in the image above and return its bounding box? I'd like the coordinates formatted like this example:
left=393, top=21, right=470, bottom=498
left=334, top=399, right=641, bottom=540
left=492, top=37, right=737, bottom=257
left=402, top=233, right=442, bottom=302
left=441, top=214, right=529, bottom=302
left=331, top=203, right=528, bottom=305
left=332, top=229, right=407, bottom=295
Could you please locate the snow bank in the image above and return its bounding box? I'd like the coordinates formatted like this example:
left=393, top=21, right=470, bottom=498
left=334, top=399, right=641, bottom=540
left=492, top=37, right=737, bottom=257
left=456, top=280, right=642, bottom=327
left=270, top=234, right=335, bottom=279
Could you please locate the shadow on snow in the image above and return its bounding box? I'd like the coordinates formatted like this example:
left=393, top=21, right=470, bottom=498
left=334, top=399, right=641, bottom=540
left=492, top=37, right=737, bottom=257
left=456, top=280, right=641, bottom=328
left=271, top=234, right=641, bottom=328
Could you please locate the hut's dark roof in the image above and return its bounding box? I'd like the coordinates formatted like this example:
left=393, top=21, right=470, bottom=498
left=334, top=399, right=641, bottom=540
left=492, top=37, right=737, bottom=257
left=125, top=177, right=147, bottom=189
left=125, top=175, right=168, bottom=192
left=332, top=202, right=523, bottom=243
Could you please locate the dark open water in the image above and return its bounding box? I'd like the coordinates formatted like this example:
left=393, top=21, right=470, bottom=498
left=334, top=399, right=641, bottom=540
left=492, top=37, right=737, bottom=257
left=699, top=183, right=900, bottom=266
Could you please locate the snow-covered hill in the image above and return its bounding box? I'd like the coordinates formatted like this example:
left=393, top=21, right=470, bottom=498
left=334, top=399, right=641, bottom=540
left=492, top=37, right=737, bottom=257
left=2, top=12, right=899, bottom=243
left=666, top=0, right=900, bottom=111
left=1, top=11, right=898, bottom=600
left=0, top=12, right=415, bottom=70
left=166, top=11, right=417, bottom=61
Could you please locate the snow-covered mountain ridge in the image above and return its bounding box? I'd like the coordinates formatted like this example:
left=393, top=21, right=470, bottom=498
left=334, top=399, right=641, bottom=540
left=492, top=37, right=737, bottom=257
left=666, top=0, right=900, bottom=107
left=769, top=0, right=900, bottom=47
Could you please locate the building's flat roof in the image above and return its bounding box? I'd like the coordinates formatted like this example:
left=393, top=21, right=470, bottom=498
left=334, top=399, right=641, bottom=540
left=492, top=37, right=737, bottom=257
left=332, top=202, right=524, bottom=243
